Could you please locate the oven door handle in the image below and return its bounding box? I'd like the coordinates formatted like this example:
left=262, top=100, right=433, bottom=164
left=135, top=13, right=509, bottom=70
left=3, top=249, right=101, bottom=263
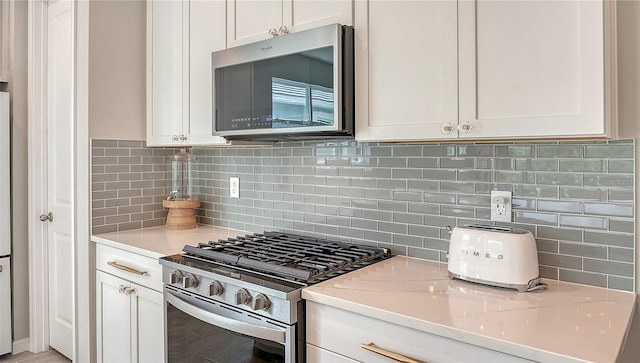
left=165, top=291, right=287, bottom=345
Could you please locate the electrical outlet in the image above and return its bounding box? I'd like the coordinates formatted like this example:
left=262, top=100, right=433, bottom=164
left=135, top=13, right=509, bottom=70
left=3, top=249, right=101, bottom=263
left=230, top=177, right=240, bottom=198
left=490, top=190, right=512, bottom=222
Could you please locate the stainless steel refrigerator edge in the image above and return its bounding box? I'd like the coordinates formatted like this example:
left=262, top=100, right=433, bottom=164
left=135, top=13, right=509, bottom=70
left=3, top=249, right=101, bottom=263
left=0, top=92, right=12, bottom=355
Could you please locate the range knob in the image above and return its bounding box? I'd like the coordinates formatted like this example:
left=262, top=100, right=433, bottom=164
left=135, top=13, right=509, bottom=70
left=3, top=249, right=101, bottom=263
left=182, top=274, right=199, bottom=289
left=209, top=281, right=224, bottom=296
left=170, top=270, right=183, bottom=284
left=235, top=288, right=252, bottom=305
left=253, top=294, right=271, bottom=311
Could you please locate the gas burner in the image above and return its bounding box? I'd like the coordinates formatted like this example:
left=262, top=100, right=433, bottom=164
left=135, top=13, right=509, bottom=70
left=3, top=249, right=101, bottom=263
left=182, top=232, right=391, bottom=283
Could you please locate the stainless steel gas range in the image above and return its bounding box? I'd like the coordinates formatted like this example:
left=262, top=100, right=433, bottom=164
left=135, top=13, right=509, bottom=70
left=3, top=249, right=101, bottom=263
left=159, top=232, right=390, bottom=363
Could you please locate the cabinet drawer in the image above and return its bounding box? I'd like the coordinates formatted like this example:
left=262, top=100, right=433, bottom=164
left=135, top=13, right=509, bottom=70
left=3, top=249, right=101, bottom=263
left=96, top=243, right=162, bottom=291
left=307, top=302, right=534, bottom=363
left=307, top=343, right=357, bottom=363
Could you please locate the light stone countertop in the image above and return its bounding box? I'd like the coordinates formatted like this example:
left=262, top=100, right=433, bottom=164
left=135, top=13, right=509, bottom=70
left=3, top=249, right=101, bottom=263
left=90, top=225, right=248, bottom=259
left=91, top=228, right=636, bottom=362
left=302, top=256, right=636, bottom=363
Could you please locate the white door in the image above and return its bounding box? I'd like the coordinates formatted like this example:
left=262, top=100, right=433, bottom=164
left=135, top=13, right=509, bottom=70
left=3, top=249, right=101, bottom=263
left=354, top=0, right=459, bottom=141
left=188, top=0, right=228, bottom=145
left=285, top=0, right=353, bottom=33
left=458, top=0, right=608, bottom=138
left=146, top=0, right=186, bottom=146
left=96, top=271, right=132, bottom=363
left=227, top=0, right=282, bottom=47
left=132, top=284, right=164, bottom=363
left=46, top=0, right=75, bottom=359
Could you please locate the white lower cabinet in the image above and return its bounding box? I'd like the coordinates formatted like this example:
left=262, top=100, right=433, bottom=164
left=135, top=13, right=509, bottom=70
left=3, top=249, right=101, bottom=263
left=96, top=244, right=164, bottom=363
left=306, top=302, right=534, bottom=363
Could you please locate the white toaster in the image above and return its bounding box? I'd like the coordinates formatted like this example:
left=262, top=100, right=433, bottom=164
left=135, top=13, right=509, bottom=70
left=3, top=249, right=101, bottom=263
left=448, top=224, right=544, bottom=292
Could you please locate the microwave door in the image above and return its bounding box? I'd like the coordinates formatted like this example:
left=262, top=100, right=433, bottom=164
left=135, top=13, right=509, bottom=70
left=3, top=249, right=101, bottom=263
left=215, top=63, right=253, bottom=132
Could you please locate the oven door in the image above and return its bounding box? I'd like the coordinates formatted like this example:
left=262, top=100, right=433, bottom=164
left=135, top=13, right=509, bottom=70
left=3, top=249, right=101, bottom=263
left=164, top=286, right=296, bottom=363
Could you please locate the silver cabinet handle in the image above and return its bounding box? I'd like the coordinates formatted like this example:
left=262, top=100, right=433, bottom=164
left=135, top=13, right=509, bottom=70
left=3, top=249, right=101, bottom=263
left=278, top=25, right=289, bottom=36
left=107, top=261, right=148, bottom=276
left=361, top=343, right=425, bottom=363
left=0, top=265, right=3, bottom=272
left=180, top=134, right=187, bottom=141
left=440, top=122, right=454, bottom=134
left=172, top=135, right=179, bottom=142
left=268, top=28, right=279, bottom=37
left=118, top=285, right=136, bottom=295
left=458, top=121, right=473, bottom=133
left=39, top=212, right=53, bottom=222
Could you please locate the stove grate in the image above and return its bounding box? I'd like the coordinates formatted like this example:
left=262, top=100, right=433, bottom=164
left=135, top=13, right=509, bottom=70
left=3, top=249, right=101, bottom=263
left=182, top=232, right=390, bottom=282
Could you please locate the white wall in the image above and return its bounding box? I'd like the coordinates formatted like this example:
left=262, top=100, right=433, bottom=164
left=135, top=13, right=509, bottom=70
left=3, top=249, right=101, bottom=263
left=88, top=0, right=145, bottom=140
left=616, top=1, right=640, bottom=291
left=614, top=1, right=640, bottom=361
left=8, top=0, right=29, bottom=344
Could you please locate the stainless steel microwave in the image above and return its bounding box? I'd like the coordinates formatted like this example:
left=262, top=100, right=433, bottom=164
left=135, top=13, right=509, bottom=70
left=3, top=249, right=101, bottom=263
left=212, top=24, right=354, bottom=140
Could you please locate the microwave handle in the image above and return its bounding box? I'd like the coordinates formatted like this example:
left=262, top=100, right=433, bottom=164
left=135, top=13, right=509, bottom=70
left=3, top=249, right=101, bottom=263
left=165, top=290, right=287, bottom=345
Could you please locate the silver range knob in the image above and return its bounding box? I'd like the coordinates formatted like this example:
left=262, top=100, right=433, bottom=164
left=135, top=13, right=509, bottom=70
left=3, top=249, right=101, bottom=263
left=182, top=274, right=199, bottom=289
left=170, top=270, right=183, bottom=284
left=253, top=293, right=271, bottom=311
left=235, top=288, right=252, bottom=305
left=209, top=281, right=224, bottom=296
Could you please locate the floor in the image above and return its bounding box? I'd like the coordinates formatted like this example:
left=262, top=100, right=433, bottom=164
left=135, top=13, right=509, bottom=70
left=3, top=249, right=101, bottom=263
left=0, top=350, right=70, bottom=363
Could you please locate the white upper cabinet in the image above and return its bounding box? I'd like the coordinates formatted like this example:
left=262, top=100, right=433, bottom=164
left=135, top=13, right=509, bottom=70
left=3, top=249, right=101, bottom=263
left=285, top=0, right=353, bottom=33
left=147, top=0, right=228, bottom=147
left=188, top=0, right=227, bottom=145
left=458, top=0, right=615, bottom=139
left=147, top=0, right=185, bottom=146
left=227, top=0, right=283, bottom=47
left=354, top=0, right=459, bottom=142
left=356, top=0, right=616, bottom=142
left=227, top=0, right=353, bottom=48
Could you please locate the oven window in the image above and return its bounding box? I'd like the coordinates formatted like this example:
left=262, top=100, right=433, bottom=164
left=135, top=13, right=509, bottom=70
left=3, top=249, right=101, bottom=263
left=167, top=304, right=285, bottom=363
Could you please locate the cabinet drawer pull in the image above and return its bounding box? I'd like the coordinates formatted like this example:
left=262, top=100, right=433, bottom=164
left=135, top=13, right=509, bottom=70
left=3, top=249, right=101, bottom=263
left=361, top=342, right=424, bottom=363
left=107, top=261, right=148, bottom=276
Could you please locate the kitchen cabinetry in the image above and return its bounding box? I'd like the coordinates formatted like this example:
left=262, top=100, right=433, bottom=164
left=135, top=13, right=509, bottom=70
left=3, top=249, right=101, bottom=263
left=96, top=244, right=164, bottom=363
left=226, top=0, right=352, bottom=47
left=146, top=0, right=228, bottom=146
left=306, top=302, right=534, bottom=363
left=355, top=0, right=616, bottom=141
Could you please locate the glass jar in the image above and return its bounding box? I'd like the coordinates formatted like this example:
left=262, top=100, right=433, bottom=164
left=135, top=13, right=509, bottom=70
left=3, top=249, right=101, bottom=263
left=167, top=148, right=196, bottom=200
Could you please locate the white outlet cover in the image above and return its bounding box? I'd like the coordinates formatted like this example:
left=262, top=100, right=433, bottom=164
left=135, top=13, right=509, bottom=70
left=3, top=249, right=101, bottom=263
left=230, top=177, right=240, bottom=198
left=490, top=190, right=512, bottom=222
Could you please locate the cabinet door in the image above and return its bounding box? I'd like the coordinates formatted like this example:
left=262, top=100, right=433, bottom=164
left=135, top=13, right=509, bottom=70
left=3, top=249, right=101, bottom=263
left=96, top=271, right=132, bottom=363
left=354, top=1, right=459, bottom=142
left=188, top=0, right=228, bottom=145
left=458, top=0, right=613, bottom=139
left=227, top=0, right=282, bottom=47
left=147, top=0, right=188, bottom=146
left=131, top=284, right=164, bottom=363
left=284, top=0, right=353, bottom=33
left=307, top=343, right=358, bottom=363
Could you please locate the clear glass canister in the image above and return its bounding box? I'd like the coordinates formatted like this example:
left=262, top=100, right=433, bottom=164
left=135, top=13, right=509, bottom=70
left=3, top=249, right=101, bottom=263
left=167, top=149, right=196, bottom=200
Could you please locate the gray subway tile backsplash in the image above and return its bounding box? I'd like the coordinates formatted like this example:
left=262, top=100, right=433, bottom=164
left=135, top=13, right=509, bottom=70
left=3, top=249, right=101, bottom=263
left=91, top=139, right=636, bottom=292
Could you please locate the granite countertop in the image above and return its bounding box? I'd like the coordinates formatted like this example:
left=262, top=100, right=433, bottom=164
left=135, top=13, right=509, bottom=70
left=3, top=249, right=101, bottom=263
left=90, top=225, right=248, bottom=259
left=302, top=256, right=636, bottom=363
